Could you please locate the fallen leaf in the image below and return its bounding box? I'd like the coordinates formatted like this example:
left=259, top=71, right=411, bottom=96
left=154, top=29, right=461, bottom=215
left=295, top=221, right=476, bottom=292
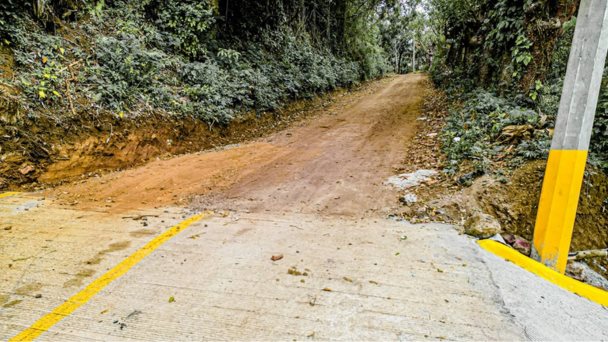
left=168, top=296, right=175, bottom=303
left=322, top=287, right=332, bottom=292
left=271, top=254, right=284, bottom=261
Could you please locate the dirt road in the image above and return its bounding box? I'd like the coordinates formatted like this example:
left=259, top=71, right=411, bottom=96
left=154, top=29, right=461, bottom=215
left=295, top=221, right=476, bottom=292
left=46, top=75, right=427, bottom=215
left=2, top=74, right=607, bottom=341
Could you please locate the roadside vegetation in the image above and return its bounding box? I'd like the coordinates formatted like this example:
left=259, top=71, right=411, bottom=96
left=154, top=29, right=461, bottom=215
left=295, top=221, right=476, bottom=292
left=415, top=0, right=608, bottom=283
left=0, top=0, right=424, bottom=188
left=426, top=0, right=607, bottom=175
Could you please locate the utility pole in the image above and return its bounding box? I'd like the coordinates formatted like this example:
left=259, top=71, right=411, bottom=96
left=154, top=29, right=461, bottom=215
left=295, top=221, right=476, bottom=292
left=532, top=0, right=608, bottom=273
left=412, top=36, right=416, bottom=73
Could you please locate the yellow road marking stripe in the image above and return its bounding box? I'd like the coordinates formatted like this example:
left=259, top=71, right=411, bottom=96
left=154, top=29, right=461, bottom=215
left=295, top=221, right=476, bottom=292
left=0, top=192, right=20, bottom=199
left=479, top=239, right=608, bottom=307
left=10, top=211, right=213, bottom=341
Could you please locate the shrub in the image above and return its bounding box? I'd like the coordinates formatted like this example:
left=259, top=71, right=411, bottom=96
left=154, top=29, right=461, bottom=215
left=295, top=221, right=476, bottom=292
left=146, top=0, right=215, bottom=59
left=2, top=1, right=384, bottom=128
left=442, top=90, right=547, bottom=174
left=85, top=33, right=172, bottom=112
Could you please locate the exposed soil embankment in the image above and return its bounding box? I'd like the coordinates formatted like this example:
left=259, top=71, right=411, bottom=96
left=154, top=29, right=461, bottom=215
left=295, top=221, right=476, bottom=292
left=476, top=161, right=608, bottom=252
left=1, top=84, right=361, bottom=191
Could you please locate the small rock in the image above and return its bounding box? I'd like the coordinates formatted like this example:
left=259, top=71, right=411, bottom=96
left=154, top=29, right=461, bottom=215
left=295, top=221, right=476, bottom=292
left=399, top=193, right=418, bottom=205
left=464, top=212, right=501, bottom=238
left=457, top=170, right=484, bottom=186
left=271, top=254, right=284, bottom=261
left=512, top=236, right=531, bottom=256
left=385, top=170, right=437, bottom=190
left=19, top=164, right=35, bottom=175
left=401, top=206, right=414, bottom=216
left=567, top=261, right=608, bottom=290
left=502, top=233, right=516, bottom=245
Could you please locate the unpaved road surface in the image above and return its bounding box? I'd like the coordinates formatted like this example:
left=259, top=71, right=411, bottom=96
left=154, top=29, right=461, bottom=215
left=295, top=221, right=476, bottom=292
left=46, top=74, right=426, bottom=216
left=2, top=74, right=607, bottom=341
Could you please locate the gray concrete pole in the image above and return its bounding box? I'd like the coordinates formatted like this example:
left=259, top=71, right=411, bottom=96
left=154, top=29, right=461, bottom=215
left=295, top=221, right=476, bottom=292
left=532, top=0, right=608, bottom=273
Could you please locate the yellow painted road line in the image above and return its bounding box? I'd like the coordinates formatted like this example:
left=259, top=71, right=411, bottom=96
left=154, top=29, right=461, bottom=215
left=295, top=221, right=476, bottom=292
left=479, top=239, right=608, bottom=307
left=10, top=211, right=213, bottom=342
left=0, top=192, right=19, bottom=199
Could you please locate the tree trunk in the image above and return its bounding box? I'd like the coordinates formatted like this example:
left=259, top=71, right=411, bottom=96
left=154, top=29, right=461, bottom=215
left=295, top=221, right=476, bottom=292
left=412, top=37, right=416, bottom=72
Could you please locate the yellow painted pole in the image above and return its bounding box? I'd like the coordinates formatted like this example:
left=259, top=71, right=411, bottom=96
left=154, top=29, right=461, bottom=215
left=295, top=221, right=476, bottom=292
left=532, top=0, right=608, bottom=273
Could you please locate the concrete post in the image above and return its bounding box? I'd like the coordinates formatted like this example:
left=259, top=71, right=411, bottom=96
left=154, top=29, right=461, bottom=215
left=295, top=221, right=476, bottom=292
left=532, top=0, right=608, bottom=273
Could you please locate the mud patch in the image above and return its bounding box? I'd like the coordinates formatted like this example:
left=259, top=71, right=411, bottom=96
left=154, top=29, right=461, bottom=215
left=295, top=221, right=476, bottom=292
left=48, top=142, right=286, bottom=213
left=3, top=299, right=23, bottom=308
left=86, top=240, right=131, bottom=265
left=130, top=228, right=157, bottom=238
left=15, top=282, right=42, bottom=296
left=0, top=294, right=9, bottom=306
left=63, top=269, right=96, bottom=288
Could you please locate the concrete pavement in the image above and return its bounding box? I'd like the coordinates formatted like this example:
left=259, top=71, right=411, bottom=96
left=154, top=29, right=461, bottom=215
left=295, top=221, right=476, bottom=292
left=1, top=193, right=607, bottom=340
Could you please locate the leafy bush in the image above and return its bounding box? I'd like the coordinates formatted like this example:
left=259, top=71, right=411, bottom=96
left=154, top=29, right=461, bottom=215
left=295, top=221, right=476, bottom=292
left=2, top=0, right=387, bottom=129
left=86, top=33, right=173, bottom=112
left=440, top=12, right=608, bottom=174
left=592, top=68, right=608, bottom=168
left=442, top=90, right=547, bottom=174
left=146, top=0, right=215, bottom=59
left=541, top=16, right=608, bottom=170
left=0, top=0, right=26, bottom=41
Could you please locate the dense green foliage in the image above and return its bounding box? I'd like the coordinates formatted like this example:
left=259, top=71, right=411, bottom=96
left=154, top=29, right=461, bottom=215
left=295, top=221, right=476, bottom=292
left=442, top=90, right=550, bottom=175
left=427, top=0, right=608, bottom=172
left=0, top=0, right=416, bottom=127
